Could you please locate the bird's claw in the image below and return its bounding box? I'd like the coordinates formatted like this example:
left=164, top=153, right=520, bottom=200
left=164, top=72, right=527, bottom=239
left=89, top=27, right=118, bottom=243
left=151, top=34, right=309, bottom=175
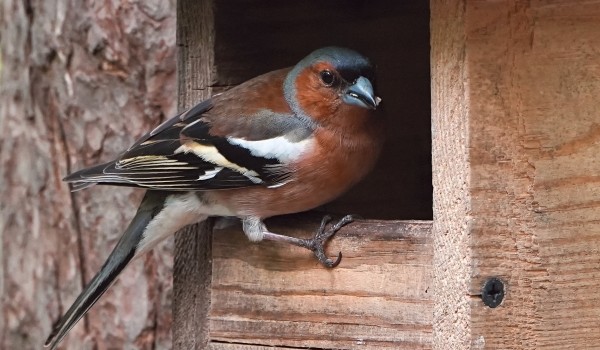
left=304, top=215, right=354, bottom=268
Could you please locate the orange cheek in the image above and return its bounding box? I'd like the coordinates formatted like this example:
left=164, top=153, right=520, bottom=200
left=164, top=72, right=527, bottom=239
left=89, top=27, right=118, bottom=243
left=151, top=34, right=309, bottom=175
left=293, top=67, right=340, bottom=123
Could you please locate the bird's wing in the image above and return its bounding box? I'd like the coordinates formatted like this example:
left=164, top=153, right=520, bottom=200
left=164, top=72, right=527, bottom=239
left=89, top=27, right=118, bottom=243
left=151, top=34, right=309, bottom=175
left=65, top=69, right=314, bottom=191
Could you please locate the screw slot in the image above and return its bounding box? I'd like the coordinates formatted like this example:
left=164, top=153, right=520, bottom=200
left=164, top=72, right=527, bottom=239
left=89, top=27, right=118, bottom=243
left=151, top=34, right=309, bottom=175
left=481, top=277, right=505, bottom=308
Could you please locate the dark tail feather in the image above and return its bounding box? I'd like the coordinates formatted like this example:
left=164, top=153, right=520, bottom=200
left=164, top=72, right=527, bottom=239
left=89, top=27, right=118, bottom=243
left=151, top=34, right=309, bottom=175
left=44, top=191, right=168, bottom=349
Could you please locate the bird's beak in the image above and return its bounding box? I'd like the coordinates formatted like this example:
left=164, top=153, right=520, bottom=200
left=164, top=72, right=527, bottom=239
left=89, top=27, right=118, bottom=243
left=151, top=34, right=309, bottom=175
left=344, top=76, right=381, bottom=110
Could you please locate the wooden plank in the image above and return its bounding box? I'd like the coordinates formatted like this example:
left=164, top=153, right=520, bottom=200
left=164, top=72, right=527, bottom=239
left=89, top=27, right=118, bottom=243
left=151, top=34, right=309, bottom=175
left=173, top=0, right=215, bottom=349
left=468, top=2, right=600, bottom=348
left=210, top=214, right=433, bottom=350
left=209, top=342, right=303, bottom=350
left=430, top=0, right=471, bottom=349
left=432, top=0, right=600, bottom=348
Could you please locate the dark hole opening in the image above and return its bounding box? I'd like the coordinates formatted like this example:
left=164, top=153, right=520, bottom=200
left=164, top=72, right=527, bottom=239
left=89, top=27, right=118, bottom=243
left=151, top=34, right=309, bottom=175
left=214, top=0, right=432, bottom=220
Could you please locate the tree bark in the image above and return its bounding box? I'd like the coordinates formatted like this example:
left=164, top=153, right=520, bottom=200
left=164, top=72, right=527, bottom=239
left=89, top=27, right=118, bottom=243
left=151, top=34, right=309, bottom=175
left=0, top=0, right=176, bottom=349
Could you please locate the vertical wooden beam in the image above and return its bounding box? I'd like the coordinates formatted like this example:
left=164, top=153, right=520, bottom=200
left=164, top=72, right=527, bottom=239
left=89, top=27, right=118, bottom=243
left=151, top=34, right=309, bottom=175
left=430, top=1, right=471, bottom=348
left=173, top=0, right=215, bottom=349
left=432, top=0, right=600, bottom=348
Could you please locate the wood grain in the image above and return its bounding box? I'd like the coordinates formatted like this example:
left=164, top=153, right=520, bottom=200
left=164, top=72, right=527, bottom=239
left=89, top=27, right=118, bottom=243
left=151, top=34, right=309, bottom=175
left=173, top=0, right=215, bottom=349
left=208, top=343, right=304, bottom=350
left=433, top=0, right=600, bottom=348
left=430, top=1, right=471, bottom=348
left=210, top=215, right=433, bottom=350
left=469, top=1, right=600, bottom=348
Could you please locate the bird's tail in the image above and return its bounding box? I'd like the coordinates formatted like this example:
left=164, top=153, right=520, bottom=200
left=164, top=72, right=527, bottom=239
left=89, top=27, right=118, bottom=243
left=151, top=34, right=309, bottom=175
left=44, top=190, right=169, bottom=350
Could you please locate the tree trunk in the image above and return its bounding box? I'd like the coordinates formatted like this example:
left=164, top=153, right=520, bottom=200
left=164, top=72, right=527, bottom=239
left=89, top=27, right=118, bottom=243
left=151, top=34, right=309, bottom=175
left=0, top=0, right=176, bottom=349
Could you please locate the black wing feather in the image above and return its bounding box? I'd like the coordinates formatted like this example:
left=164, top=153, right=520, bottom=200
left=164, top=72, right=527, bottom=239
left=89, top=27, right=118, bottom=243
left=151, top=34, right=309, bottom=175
left=64, top=98, right=294, bottom=191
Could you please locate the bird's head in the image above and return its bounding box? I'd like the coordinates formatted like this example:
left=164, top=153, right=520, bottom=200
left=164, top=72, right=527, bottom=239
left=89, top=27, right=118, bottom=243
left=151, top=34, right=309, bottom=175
left=284, top=47, right=381, bottom=130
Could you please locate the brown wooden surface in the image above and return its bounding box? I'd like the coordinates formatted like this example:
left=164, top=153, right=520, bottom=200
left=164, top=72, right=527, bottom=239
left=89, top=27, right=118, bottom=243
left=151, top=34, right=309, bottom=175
left=210, top=215, right=433, bottom=350
left=432, top=1, right=600, bottom=348
left=430, top=0, right=471, bottom=348
left=208, top=343, right=304, bottom=350
left=0, top=1, right=176, bottom=349
left=172, top=0, right=215, bottom=349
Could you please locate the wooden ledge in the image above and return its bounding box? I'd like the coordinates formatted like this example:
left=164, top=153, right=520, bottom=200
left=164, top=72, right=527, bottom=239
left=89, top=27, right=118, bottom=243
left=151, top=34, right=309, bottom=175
left=210, top=215, right=433, bottom=350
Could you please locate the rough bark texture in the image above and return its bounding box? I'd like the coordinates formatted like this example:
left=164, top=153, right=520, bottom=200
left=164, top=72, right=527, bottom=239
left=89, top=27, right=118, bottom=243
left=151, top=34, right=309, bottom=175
left=0, top=0, right=176, bottom=349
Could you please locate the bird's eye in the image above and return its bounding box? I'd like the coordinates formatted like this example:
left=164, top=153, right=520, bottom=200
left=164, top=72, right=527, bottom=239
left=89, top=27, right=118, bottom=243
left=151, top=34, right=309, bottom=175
left=319, top=70, right=336, bottom=86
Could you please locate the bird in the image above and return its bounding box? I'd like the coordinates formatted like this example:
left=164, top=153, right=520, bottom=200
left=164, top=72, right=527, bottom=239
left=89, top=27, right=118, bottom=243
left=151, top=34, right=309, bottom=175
left=45, top=46, right=383, bottom=349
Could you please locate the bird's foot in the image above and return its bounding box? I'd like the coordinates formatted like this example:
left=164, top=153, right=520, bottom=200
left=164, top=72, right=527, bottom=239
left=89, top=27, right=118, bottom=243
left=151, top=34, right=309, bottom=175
left=300, top=214, right=354, bottom=268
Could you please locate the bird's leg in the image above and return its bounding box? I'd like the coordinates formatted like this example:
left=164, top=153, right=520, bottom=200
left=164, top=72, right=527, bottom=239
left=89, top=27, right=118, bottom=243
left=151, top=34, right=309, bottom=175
left=242, top=215, right=354, bottom=268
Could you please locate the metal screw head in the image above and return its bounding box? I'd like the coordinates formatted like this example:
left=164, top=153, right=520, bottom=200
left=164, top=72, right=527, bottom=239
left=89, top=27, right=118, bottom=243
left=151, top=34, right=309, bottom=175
left=482, top=277, right=505, bottom=308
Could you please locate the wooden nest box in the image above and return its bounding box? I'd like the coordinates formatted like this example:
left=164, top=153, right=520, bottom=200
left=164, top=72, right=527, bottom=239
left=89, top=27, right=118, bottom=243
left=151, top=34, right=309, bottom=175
left=174, top=1, right=600, bottom=349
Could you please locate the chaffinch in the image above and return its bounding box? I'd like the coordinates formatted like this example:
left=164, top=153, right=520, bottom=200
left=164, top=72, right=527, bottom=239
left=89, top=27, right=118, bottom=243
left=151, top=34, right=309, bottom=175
left=45, top=46, right=383, bottom=349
